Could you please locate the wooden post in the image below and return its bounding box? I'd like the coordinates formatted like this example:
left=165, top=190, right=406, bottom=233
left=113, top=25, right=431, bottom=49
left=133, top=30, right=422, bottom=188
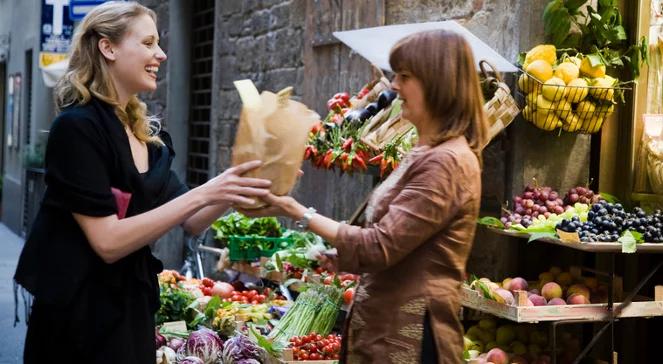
left=515, top=290, right=529, bottom=306
left=655, top=285, right=663, bottom=301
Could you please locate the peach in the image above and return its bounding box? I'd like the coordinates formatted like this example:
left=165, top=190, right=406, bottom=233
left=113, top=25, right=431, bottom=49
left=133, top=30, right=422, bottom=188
left=567, top=293, right=590, bottom=304
left=583, top=276, right=599, bottom=291
left=556, top=272, right=574, bottom=287
left=508, top=277, right=529, bottom=292
left=541, top=282, right=563, bottom=300
left=547, top=297, right=567, bottom=305
left=494, top=288, right=515, bottom=306
left=549, top=266, right=562, bottom=277
left=502, top=277, right=512, bottom=289
left=538, top=272, right=554, bottom=285
left=510, top=355, right=529, bottom=364
left=485, top=348, right=508, bottom=364
left=529, top=294, right=547, bottom=306
left=566, top=284, right=591, bottom=301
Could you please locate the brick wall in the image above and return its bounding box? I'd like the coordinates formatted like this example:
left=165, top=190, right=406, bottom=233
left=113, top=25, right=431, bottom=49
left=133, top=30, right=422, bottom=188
left=138, top=0, right=170, bottom=126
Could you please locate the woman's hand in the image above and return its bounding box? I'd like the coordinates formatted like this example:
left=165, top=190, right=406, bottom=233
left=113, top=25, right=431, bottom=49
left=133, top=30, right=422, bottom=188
left=195, top=160, right=272, bottom=207
left=238, top=193, right=306, bottom=220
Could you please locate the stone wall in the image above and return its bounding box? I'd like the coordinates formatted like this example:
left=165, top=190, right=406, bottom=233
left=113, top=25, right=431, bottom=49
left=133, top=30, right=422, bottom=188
left=214, top=0, right=307, bottom=172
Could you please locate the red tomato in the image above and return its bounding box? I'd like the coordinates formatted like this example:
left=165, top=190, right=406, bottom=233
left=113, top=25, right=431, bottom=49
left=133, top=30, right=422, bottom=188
left=309, top=346, right=318, bottom=354
left=323, top=276, right=333, bottom=285
left=343, top=288, right=355, bottom=304
left=309, top=352, right=321, bottom=360
left=201, top=278, right=215, bottom=288
left=251, top=300, right=259, bottom=304
left=247, top=290, right=258, bottom=298
left=201, top=286, right=212, bottom=296
left=299, top=352, right=309, bottom=360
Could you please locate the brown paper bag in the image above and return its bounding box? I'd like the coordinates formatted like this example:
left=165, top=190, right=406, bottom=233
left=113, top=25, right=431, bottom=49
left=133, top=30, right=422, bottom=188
left=231, top=80, right=320, bottom=208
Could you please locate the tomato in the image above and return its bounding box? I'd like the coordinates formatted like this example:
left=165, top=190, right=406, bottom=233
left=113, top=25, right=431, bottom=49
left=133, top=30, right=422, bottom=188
left=201, top=286, right=212, bottom=296
left=263, top=287, right=271, bottom=296
left=323, top=276, right=333, bottom=285
left=343, top=288, right=355, bottom=305
left=256, top=294, right=266, bottom=303
left=246, top=290, right=258, bottom=298
left=332, top=342, right=340, bottom=352
left=309, top=346, right=318, bottom=354
left=332, top=353, right=340, bottom=359
left=201, top=277, right=215, bottom=288
left=299, top=352, right=309, bottom=360
left=293, top=338, right=302, bottom=347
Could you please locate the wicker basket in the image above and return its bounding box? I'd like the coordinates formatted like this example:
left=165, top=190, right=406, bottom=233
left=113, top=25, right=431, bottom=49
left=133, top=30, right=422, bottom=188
left=479, top=60, right=520, bottom=147
left=646, top=139, right=663, bottom=194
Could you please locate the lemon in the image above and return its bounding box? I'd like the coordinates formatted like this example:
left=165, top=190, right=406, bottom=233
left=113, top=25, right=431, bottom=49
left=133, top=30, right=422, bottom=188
left=589, top=76, right=616, bottom=101
left=542, top=77, right=567, bottom=101
left=554, top=62, right=580, bottom=84
left=566, top=78, right=589, bottom=103
left=522, top=105, right=535, bottom=122
left=534, top=110, right=563, bottom=131
left=562, top=113, right=582, bottom=132
left=526, top=90, right=540, bottom=109
left=536, top=94, right=555, bottom=115
left=555, top=99, right=572, bottom=119
left=581, top=114, right=605, bottom=133
left=523, top=44, right=557, bottom=68
left=563, top=56, right=582, bottom=67
left=576, top=100, right=597, bottom=119
left=596, top=102, right=616, bottom=117
left=526, top=60, right=554, bottom=83
left=580, top=57, right=606, bottom=78
left=518, top=73, right=537, bottom=93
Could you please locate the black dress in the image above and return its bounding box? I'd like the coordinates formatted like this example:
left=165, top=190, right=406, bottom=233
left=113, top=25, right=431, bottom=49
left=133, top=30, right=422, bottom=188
left=14, top=97, right=188, bottom=363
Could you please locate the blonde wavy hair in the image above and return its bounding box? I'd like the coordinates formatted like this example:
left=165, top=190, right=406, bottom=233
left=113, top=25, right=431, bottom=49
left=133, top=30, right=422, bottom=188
left=55, top=1, right=161, bottom=144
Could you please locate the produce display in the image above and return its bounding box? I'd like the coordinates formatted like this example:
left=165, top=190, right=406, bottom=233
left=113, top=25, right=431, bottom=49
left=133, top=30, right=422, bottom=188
left=518, top=44, right=620, bottom=133
left=288, top=333, right=342, bottom=361
left=268, top=284, right=344, bottom=343
left=304, top=75, right=416, bottom=177
left=463, top=318, right=552, bottom=363
left=468, top=265, right=608, bottom=307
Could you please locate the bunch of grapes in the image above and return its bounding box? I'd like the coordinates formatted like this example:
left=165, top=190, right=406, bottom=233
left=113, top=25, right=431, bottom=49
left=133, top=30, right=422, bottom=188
left=557, top=202, right=663, bottom=243
left=501, top=184, right=566, bottom=228
left=563, top=186, right=602, bottom=205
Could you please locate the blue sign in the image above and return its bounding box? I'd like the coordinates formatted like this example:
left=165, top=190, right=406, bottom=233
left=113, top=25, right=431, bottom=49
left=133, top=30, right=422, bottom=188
left=40, top=0, right=74, bottom=54
left=69, top=0, right=120, bottom=21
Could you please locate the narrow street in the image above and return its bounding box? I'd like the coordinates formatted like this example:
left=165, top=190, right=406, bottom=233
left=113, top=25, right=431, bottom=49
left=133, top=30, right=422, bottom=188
left=0, top=224, right=25, bottom=363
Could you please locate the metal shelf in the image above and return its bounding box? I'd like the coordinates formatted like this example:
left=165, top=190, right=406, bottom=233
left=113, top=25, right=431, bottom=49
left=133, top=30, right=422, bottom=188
left=483, top=226, right=663, bottom=253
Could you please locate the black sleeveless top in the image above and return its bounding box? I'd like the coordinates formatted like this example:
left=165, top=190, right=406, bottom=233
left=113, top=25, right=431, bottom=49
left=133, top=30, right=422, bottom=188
left=14, top=97, right=188, bottom=363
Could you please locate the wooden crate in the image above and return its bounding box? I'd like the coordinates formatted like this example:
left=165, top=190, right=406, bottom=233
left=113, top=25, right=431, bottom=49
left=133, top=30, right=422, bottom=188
left=281, top=349, right=339, bottom=364
left=461, top=285, right=663, bottom=323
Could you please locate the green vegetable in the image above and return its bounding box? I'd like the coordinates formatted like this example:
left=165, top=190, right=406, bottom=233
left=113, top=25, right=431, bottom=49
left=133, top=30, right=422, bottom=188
left=156, top=284, right=196, bottom=326
left=268, top=284, right=343, bottom=344
left=542, top=0, right=647, bottom=79
left=211, top=212, right=282, bottom=241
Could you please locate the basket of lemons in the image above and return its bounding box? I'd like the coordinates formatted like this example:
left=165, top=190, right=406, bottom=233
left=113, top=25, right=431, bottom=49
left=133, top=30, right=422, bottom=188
left=517, top=44, right=627, bottom=134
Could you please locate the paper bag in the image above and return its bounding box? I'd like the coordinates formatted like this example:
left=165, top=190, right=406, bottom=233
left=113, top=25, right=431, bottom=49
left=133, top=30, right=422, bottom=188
left=232, top=80, right=320, bottom=208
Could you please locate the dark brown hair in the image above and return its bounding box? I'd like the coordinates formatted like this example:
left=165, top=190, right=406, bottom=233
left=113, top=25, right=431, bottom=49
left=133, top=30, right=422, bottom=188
left=389, top=29, right=488, bottom=161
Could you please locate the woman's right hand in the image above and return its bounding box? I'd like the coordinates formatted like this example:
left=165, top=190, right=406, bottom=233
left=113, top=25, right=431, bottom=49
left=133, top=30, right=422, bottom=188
left=195, top=160, right=272, bottom=207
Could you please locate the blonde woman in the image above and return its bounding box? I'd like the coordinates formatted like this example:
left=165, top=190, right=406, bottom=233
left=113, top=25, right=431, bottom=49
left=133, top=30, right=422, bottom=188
left=242, top=30, right=487, bottom=363
left=14, top=2, right=270, bottom=362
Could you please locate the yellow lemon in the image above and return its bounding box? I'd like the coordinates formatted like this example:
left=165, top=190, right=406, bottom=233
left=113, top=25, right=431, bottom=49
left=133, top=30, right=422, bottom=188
left=522, top=105, right=535, bottom=122
left=563, top=56, right=582, bottom=67
left=554, top=62, right=580, bottom=84
left=526, top=90, right=541, bottom=109
left=566, top=78, right=589, bottom=103
left=580, top=57, right=606, bottom=78
left=523, top=44, right=557, bottom=68
left=589, top=76, right=616, bottom=101
left=534, top=110, right=563, bottom=131
left=581, top=114, right=605, bottom=133
left=555, top=99, right=572, bottom=119
left=596, top=102, right=616, bottom=117
left=576, top=100, right=597, bottom=119
left=536, top=94, right=555, bottom=115
left=526, top=60, right=554, bottom=83
left=562, top=113, right=582, bottom=132
left=542, top=77, right=567, bottom=101
left=518, top=73, right=537, bottom=93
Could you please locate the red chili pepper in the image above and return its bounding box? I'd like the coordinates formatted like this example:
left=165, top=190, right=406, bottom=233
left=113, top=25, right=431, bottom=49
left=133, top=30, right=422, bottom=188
left=310, top=146, right=318, bottom=158
left=304, top=146, right=312, bottom=160
left=368, top=153, right=383, bottom=165
left=311, top=122, right=323, bottom=134
left=342, top=137, right=353, bottom=152
left=380, top=158, right=389, bottom=177
left=323, top=150, right=335, bottom=169
left=353, top=155, right=367, bottom=170
left=334, top=92, right=350, bottom=103
left=357, top=149, right=370, bottom=162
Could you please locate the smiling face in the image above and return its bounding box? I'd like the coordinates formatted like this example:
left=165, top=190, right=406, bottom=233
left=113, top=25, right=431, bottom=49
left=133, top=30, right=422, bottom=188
left=104, top=14, right=166, bottom=97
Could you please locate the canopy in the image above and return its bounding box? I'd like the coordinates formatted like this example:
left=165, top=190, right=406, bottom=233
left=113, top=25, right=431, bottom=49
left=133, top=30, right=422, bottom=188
left=332, top=20, right=518, bottom=73
left=41, top=58, right=69, bottom=87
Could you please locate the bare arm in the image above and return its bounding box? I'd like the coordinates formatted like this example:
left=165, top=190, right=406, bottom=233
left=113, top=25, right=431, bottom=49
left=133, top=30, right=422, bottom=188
left=74, top=161, right=271, bottom=264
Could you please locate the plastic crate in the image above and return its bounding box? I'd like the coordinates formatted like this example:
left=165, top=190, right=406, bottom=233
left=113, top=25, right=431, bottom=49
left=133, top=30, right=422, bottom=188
left=227, top=236, right=293, bottom=262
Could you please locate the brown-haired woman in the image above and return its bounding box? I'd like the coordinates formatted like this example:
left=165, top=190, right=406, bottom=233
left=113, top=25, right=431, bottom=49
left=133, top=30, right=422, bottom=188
left=241, top=29, right=487, bottom=363
left=14, top=2, right=270, bottom=363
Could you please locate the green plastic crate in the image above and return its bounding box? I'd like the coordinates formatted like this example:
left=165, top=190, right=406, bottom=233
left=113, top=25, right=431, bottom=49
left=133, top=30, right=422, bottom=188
left=227, top=236, right=293, bottom=262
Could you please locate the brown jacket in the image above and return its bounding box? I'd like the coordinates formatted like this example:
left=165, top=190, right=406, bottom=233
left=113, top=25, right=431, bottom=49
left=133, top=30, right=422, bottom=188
left=335, top=136, right=481, bottom=364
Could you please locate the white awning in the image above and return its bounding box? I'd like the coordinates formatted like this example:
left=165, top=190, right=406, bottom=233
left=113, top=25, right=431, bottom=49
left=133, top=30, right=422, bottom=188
left=41, top=58, right=69, bottom=87
left=333, top=21, right=517, bottom=73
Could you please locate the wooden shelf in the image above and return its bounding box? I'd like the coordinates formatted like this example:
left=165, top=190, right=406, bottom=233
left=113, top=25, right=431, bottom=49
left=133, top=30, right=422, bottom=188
left=460, top=286, right=663, bottom=323
left=483, top=226, right=663, bottom=253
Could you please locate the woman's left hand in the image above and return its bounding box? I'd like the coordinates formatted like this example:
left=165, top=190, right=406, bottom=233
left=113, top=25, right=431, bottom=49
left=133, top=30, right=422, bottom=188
left=237, top=193, right=305, bottom=220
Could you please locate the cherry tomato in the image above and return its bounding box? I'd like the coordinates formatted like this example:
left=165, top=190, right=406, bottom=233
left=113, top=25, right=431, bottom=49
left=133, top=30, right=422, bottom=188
left=310, top=352, right=322, bottom=360
left=299, top=352, right=309, bottom=360
left=343, top=288, right=355, bottom=305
